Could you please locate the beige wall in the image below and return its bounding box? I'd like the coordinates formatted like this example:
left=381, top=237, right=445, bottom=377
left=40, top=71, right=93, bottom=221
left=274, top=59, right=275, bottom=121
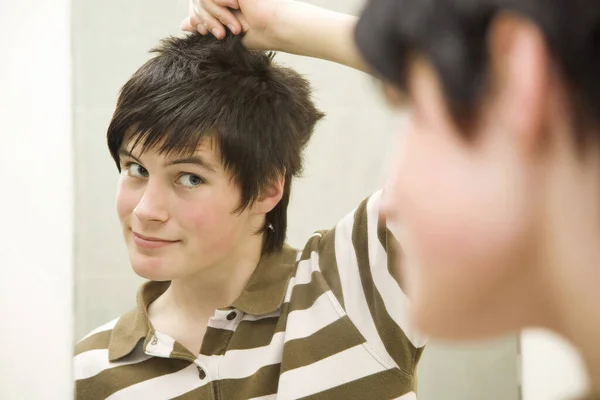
left=72, top=0, right=520, bottom=399
left=1, top=1, right=73, bottom=398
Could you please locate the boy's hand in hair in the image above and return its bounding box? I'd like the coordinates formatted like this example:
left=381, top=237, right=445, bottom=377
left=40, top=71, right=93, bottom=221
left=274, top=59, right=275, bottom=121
left=182, top=0, right=367, bottom=73
left=181, top=0, right=283, bottom=50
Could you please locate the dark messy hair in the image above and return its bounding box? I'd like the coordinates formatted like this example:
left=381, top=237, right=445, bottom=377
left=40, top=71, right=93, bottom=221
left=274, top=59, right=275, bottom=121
left=107, top=33, right=324, bottom=254
left=356, top=0, right=600, bottom=146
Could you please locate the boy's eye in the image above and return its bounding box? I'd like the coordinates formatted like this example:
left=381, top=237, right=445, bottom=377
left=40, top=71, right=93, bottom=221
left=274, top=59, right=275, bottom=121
left=178, top=173, right=204, bottom=188
left=125, top=162, right=149, bottom=178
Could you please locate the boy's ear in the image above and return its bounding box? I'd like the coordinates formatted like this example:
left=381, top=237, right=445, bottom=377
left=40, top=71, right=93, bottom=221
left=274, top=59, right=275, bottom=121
left=487, top=12, right=549, bottom=154
left=253, top=175, right=285, bottom=215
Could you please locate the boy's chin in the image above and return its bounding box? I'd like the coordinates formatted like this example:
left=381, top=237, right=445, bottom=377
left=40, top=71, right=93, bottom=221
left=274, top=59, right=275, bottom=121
left=129, top=253, right=173, bottom=282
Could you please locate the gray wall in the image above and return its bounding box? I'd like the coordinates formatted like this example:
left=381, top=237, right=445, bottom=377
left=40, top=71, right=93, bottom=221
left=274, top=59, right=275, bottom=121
left=72, top=0, right=520, bottom=398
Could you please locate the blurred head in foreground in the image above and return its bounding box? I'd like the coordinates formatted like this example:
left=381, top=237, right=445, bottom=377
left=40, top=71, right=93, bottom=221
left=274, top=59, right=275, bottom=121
left=357, top=0, right=600, bottom=351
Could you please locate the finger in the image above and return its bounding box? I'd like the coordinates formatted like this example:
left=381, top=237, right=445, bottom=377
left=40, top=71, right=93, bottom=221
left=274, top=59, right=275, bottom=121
left=233, top=10, right=250, bottom=33
left=188, top=1, right=203, bottom=27
left=213, top=0, right=240, bottom=9
left=202, top=1, right=242, bottom=35
left=196, top=23, right=209, bottom=35
left=182, top=6, right=208, bottom=35
left=180, top=17, right=196, bottom=32
left=197, top=13, right=227, bottom=39
left=190, top=1, right=227, bottom=38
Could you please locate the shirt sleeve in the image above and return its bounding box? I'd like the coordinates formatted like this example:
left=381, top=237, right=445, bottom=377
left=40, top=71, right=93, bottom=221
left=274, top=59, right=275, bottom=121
left=317, top=190, right=427, bottom=379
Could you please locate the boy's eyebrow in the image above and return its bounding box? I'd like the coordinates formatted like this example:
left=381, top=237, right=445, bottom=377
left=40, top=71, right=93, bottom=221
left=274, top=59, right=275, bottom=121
left=118, top=149, right=142, bottom=163
left=165, top=156, right=217, bottom=172
left=118, top=149, right=217, bottom=172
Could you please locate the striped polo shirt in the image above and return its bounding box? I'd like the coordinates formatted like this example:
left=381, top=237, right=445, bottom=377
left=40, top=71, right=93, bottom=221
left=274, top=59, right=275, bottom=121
left=74, top=191, right=427, bottom=399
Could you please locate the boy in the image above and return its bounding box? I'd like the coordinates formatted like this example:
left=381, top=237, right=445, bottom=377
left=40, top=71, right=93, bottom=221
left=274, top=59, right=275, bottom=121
left=74, top=33, right=425, bottom=399
left=187, top=0, right=600, bottom=398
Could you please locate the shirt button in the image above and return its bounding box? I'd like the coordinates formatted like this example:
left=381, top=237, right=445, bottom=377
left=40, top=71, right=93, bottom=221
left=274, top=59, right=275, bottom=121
left=226, top=311, right=237, bottom=321
left=197, top=366, right=206, bottom=380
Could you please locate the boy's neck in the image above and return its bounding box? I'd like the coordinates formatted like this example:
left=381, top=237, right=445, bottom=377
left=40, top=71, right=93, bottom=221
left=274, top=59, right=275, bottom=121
left=571, top=319, right=600, bottom=395
left=553, top=243, right=600, bottom=394
left=150, top=234, right=264, bottom=322
left=586, top=353, right=600, bottom=395
left=573, top=298, right=600, bottom=394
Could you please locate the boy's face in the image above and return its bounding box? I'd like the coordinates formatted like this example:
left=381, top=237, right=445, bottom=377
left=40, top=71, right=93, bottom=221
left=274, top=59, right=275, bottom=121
left=382, top=55, right=543, bottom=339
left=115, top=139, right=259, bottom=282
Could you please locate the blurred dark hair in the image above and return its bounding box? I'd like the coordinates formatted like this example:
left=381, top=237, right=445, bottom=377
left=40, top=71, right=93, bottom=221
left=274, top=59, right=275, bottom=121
left=107, top=33, right=324, bottom=254
left=356, top=0, right=600, bottom=145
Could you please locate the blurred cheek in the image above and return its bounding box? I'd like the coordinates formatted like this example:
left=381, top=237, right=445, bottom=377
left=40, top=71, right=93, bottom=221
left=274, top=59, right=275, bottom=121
left=385, top=125, right=518, bottom=291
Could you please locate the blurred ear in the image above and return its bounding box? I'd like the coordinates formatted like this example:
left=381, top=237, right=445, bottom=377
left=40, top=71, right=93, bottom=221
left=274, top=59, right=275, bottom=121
left=487, top=12, right=549, bottom=154
left=253, top=175, right=285, bottom=215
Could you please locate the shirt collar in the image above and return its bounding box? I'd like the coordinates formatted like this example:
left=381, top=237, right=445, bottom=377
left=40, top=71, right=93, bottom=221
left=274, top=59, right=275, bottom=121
left=108, top=244, right=298, bottom=361
left=230, top=244, right=298, bottom=315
